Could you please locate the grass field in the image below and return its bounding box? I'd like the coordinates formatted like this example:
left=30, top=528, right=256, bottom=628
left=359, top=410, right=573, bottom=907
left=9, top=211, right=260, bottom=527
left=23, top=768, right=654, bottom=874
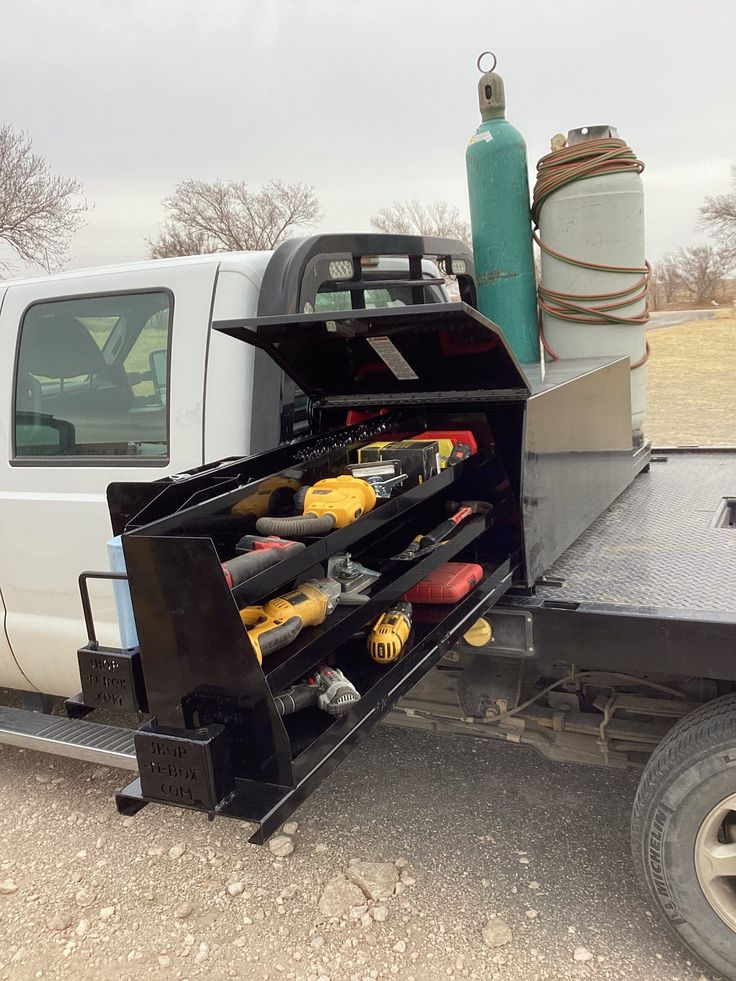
left=646, top=314, right=736, bottom=446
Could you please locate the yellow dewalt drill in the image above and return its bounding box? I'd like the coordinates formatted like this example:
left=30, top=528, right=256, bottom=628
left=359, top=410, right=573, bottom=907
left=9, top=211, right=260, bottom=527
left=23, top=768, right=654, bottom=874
left=367, top=602, right=413, bottom=664
left=240, top=578, right=341, bottom=663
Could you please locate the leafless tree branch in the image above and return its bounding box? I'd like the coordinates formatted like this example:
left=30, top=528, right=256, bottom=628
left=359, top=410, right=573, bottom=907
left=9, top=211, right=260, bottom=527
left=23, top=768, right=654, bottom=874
left=700, top=164, right=736, bottom=262
left=0, top=124, right=87, bottom=274
left=370, top=199, right=471, bottom=246
left=673, top=244, right=732, bottom=306
left=147, top=179, right=322, bottom=257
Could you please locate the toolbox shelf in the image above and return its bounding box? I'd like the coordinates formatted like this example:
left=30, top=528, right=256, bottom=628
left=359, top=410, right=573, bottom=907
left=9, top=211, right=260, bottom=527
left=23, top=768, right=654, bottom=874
left=229, top=441, right=501, bottom=608
left=262, top=510, right=494, bottom=692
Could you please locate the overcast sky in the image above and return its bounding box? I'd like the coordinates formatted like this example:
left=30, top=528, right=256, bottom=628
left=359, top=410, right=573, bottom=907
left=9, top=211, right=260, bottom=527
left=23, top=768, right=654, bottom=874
left=2, top=0, right=734, bottom=273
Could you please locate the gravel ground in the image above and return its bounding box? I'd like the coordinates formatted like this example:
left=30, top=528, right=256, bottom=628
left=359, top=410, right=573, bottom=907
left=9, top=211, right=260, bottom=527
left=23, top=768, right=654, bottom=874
left=0, top=726, right=715, bottom=981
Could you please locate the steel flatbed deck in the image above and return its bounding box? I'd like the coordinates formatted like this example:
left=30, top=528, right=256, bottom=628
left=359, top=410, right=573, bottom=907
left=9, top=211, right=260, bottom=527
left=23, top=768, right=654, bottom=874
left=497, top=450, right=736, bottom=679
left=536, top=450, right=736, bottom=613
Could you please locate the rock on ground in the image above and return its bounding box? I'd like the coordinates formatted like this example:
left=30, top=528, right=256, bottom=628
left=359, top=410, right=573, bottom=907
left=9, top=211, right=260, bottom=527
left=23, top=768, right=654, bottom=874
left=268, top=835, right=294, bottom=857
left=345, top=861, right=398, bottom=901
left=482, top=918, right=513, bottom=948
left=574, top=946, right=594, bottom=962
left=318, top=875, right=366, bottom=918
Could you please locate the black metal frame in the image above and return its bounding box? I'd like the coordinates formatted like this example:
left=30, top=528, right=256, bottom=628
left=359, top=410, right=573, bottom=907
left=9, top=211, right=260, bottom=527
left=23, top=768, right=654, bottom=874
left=105, top=412, right=518, bottom=838
left=117, top=560, right=515, bottom=842
left=496, top=592, right=736, bottom=682
left=52, top=232, right=665, bottom=842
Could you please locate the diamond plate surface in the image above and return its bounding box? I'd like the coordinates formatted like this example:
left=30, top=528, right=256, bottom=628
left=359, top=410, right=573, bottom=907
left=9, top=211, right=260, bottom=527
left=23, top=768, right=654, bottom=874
left=537, top=453, right=736, bottom=613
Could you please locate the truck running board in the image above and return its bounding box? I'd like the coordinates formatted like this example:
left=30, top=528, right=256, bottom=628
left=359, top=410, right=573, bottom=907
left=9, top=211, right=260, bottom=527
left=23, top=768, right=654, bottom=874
left=0, top=706, right=137, bottom=770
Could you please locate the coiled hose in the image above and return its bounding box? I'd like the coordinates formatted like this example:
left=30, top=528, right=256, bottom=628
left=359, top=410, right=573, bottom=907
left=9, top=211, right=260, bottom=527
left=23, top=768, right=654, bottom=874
left=532, top=137, right=650, bottom=367
left=256, top=513, right=336, bottom=537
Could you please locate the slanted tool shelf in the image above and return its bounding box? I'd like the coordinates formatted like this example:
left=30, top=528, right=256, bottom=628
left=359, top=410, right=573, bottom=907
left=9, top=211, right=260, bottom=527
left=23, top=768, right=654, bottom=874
left=110, top=409, right=519, bottom=840
left=95, top=237, right=638, bottom=841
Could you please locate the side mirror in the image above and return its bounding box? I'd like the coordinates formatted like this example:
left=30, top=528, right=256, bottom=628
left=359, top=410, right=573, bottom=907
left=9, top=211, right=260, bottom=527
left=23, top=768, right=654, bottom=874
left=148, top=349, right=168, bottom=404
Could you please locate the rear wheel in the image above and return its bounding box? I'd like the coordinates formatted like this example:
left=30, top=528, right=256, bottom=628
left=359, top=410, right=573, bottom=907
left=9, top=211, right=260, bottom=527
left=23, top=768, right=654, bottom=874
left=632, top=694, right=736, bottom=980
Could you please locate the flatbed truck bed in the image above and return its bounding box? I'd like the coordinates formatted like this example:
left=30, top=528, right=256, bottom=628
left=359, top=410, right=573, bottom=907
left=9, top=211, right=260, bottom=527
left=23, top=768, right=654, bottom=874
left=535, top=450, right=735, bottom=614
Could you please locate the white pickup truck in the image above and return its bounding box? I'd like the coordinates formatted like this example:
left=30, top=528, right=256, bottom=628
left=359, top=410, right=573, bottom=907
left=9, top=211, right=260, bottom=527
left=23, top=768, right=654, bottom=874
left=1, top=233, right=734, bottom=980
left=0, top=245, right=446, bottom=698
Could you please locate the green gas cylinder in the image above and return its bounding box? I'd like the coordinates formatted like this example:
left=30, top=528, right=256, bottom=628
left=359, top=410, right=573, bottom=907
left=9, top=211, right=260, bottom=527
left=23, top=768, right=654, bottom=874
left=466, top=55, right=539, bottom=363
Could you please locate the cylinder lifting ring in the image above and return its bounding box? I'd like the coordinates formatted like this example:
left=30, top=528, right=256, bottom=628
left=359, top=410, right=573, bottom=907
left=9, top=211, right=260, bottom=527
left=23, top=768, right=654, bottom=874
left=476, top=51, right=497, bottom=74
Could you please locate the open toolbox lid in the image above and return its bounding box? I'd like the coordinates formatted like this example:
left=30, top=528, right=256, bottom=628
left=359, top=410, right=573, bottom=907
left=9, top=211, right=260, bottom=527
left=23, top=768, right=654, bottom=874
left=214, top=302, right=531, bottom=406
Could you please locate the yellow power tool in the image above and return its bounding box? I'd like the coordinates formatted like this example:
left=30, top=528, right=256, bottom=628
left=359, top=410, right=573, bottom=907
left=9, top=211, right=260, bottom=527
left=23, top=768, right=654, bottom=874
left=231, top=474, right=301, bottom=519
left=255, top=475, right=377, bottom=537
left=240, top=578, right=341, bottom=663
left=367, top=601, right=413, bottom=664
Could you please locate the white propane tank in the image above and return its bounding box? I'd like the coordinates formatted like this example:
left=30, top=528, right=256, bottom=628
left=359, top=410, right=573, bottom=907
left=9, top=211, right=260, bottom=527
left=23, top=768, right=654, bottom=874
left=535, top=125, right=648, bottom=436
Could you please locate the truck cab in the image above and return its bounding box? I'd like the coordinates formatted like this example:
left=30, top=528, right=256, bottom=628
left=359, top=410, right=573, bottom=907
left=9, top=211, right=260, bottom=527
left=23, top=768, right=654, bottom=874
left=0, top=244, right=447, bottom=696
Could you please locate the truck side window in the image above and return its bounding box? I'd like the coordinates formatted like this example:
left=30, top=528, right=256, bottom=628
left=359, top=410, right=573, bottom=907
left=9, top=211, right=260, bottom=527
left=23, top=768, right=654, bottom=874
left=13, top=291, right=172, bottom=460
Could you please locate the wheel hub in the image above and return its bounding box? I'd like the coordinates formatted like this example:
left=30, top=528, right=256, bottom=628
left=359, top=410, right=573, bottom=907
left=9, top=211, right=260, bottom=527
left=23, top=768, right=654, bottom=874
left=695, top=791, right=736, bottom=932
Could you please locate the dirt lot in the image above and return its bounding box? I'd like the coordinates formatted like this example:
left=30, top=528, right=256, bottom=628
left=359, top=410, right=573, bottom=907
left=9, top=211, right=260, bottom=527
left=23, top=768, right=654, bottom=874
left=646, top=313, right=736, bottom=446
left=1, top=312, right=732, bottom=981
left=0, top=728, right=713, bottom=981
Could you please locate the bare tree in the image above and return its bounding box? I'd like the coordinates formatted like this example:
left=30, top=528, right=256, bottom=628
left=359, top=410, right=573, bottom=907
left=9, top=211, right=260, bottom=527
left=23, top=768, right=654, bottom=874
left=700, top=165, right=736, bottom=261
left=650, top=253, right=681, bottom=310
left=371, top=199, right=471, bottom=246
left=674, top=245, right=732, bottom=306
left=0, top=124, right=87, bottom=273
left=148, top=179, right=321, bottom=258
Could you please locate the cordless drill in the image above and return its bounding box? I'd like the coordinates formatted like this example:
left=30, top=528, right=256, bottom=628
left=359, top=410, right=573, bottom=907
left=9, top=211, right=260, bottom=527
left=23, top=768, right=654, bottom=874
left=239, top=578, right=341, bottom=663
left=274, top=665, right=361, bottom=717
left=367, top=601, right=413, bottom=664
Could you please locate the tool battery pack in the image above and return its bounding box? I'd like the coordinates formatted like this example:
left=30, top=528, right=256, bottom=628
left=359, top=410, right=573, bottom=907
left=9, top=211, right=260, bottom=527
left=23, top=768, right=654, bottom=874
left=357, top=440, right=440, bottom=487
left=403, top=561, right=483, bottom=604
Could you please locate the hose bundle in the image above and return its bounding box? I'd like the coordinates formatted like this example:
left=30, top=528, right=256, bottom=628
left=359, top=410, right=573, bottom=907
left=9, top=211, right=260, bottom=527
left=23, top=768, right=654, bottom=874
left=532, top=137, right=650, bottom=366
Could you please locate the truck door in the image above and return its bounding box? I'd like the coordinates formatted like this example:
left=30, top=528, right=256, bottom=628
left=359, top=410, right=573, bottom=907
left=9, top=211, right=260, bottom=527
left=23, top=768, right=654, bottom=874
left=0, top=263, right=217, bottom=696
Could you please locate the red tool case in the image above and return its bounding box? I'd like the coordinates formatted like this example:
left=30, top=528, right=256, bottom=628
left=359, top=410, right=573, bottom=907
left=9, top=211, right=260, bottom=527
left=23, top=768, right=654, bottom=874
left=404, top=561, right=484, bottom=604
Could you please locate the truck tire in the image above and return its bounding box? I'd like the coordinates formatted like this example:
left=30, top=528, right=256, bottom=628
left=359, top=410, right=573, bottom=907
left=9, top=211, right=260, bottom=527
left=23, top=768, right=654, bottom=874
left=632, top=694, right=736, bottom=979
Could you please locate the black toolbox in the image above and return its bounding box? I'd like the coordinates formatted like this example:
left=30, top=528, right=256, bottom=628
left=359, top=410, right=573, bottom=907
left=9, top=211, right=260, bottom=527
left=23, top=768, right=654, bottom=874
left=84, top=234, right=639, bottom=841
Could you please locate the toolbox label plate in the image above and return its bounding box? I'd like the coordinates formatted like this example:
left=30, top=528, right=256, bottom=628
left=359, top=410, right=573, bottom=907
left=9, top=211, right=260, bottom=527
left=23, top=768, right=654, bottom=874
left=366, top=336, right=419, bottom=381
left=134, top=727, right=232, bottom=811
left=78, top=648, right=142, bottom=712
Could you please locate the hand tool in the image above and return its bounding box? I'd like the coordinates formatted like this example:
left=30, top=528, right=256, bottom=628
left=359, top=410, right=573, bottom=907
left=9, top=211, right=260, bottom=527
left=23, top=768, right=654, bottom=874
left=391, top=501, right=493, bottom=561
left=447, top=442, right=474, bottom=466
left=367, top=602, right=413, bottom=664
left=343, top=459, right=407, bottom=497
left=419, top=430, right=478, bottom=457
left=403, top=561, right=483, bottom=604
left=274, top=665, right=361, bottom=717
left=222, top=535, right=305, bottom=589
left=239, top=578, right=341, bottom=663
left=327, top=552, right=380, bottom=604
left=357, top=440, right=440, bottom=486
left=411, top=431, right=477, bottom=469
left=255, top=475, right=378, bottom=537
